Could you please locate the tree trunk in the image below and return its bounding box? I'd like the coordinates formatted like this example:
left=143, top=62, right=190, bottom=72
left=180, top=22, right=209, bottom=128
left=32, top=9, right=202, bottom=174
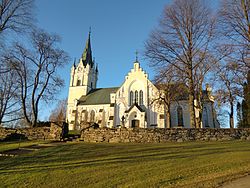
left=230, top=101, right=234, bottom=128
left=188, top=70, right=196, bottom=128
left=166, top=106, right=171, bottom=128
left=196, top=112, right=202, bottom=128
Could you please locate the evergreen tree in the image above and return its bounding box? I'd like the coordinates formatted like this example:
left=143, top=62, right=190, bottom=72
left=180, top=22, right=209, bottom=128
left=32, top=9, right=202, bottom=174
left=236, top=102, right=243, bottom=128
left=242, top=71, right=250, bottom=127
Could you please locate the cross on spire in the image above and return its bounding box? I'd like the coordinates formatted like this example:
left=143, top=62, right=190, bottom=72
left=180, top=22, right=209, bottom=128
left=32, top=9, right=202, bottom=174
left=89, top=26, right=91, bottom=36
left=135, top=50, right=138, bottom=61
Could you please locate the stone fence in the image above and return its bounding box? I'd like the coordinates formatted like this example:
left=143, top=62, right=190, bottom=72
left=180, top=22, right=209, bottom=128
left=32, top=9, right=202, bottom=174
left=81, top=127, right=250, bottom=143
left=0, top=122, right=66, bottom=141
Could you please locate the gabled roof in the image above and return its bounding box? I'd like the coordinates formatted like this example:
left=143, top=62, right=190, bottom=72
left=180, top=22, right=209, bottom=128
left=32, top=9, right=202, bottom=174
left=78, top=87, right=119, bottom=105
left=125, top=103, right=145, bottom=113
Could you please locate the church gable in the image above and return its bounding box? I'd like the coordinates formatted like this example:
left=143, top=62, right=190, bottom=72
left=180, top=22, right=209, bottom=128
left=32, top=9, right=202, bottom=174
left=115, top=59, right=160, bottom=108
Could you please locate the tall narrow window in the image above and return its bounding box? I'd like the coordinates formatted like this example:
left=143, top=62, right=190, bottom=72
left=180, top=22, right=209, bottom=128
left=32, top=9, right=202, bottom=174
left=203, top=107, right=209, bottom=127
left=90, top=110, right=95, bottom=122
left=84, top=111, right=88, bottom=122
left=135, top=90, right=138, bottom=104
left=177, top=106, right=183, bottom=126
left=139, top=90, right=143, bottom=105
left=130, top=91, right=134, bottom=106
left=102, top=110, right=106, bottom=127
left=77, top=80, right=81, bottom=86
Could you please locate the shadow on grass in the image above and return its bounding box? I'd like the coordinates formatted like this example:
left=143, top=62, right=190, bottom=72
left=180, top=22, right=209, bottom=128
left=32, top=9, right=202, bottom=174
left=1, top=133, right=28, bottom=142
left=1, top=142, right=250, bottom=175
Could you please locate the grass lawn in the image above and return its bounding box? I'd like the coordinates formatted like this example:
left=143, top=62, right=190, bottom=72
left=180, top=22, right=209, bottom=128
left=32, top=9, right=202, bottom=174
left=0, top=140, right=48, bottom=153
left=0, top=141, right=249, bottom=188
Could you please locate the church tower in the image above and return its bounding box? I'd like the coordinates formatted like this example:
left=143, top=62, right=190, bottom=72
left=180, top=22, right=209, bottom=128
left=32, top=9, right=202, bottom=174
left=67, top=31, right=98, bottom=126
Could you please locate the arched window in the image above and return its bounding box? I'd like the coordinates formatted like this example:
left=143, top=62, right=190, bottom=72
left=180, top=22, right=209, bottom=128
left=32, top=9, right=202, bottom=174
left=90, top=110, right=95, bottom=122
left=130, top=91, right=134, bottom=106
left=177, top=106, right=183, bottom=126
left=135, top=90, right=138, bottom=104
left=81, top=110, right=88, bottom=122
left=102, top=110, right=106, bottom=127
left=203, top=107, right=209, bottom=127
left=84, top=111, right=88, bottom=122
left=139, top=90, right=143, bottom=105
left=77, top=79, right=81, bottom=86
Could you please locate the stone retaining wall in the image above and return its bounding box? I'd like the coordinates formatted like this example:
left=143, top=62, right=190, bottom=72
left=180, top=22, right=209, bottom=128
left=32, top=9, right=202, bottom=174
left=81, top=128, right=250, bottom=143
left=0, top=123, right=65, bottom=141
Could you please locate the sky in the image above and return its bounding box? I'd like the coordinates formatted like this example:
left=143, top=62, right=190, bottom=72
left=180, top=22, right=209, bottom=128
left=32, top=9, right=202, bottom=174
left=35, top=0, right=220, bottom=120
left=35, top=0, right=170, bottom=119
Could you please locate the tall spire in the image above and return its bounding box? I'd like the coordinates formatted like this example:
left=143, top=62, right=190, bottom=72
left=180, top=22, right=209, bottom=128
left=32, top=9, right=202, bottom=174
left=82, top=28, right=93, bottom=67
left=73, top=58, right=76, bottom=68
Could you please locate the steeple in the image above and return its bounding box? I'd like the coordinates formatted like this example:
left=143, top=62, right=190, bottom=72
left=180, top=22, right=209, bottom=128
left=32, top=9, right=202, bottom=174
left=82, top=29, right=93, bottom=67
left=133, top=50, right=141, bottom=71
left=135, top=50, right=138, bottom=62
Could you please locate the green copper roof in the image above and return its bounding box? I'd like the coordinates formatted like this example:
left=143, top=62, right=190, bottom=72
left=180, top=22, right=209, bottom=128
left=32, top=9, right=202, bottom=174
left=78, top=87, right=119, bottom=105
left=81, top=31, right=93, bottom=67
left=82, top=36, right=90, bottom=60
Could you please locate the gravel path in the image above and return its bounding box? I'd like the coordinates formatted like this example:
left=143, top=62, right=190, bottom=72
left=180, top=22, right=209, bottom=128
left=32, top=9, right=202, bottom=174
left=220, top=175, right=250, bottom=188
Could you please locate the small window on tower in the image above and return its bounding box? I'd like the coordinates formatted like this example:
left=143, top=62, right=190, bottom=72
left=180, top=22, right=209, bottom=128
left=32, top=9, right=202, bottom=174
left=91, top=82, right=93, bottom=88
left=77, top=80, right=81, bottom=86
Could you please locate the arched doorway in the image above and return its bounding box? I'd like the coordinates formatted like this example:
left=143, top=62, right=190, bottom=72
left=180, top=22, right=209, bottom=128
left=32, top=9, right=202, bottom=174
left=131, top=119, right=140, bottom=128
left=177, top=106, right=183, bottom=126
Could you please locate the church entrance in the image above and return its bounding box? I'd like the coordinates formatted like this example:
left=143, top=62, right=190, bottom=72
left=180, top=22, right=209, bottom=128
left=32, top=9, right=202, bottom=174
left=131, top=120, right=140, bottom=128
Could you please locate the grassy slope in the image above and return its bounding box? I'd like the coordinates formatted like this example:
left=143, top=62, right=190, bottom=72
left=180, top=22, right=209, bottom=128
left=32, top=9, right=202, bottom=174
left=0, top=141, right=249, bottom=188
left=0, top=141, right=48, bottom=152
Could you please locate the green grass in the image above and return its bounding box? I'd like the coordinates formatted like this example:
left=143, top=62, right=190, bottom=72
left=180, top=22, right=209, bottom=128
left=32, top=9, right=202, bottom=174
left=0, top=140, right=48, bottom=152
left=68, top=130, right=81, bottom=137
left=0, top=141, right=249, bottom=188
left=68, top=130, right=81, bottom=135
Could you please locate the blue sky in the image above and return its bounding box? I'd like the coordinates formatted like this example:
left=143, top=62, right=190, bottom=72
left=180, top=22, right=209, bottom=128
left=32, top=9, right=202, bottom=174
left=35, top=0, right=170, bottom=119
left=35, top=0, right=219, bottom=120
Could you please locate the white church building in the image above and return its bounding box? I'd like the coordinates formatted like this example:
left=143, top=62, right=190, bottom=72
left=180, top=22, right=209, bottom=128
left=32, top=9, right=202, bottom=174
left=66, top=33, right=219, bottom=130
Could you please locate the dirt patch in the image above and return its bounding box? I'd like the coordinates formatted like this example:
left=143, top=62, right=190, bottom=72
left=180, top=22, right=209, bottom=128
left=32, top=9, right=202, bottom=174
left=21, top=144, right=52, bottom=150
left=0, top=148, right=33, bottom=157
left=220, top=175, right=250, bottom=188
left=0, top=144, right=54, bottom=157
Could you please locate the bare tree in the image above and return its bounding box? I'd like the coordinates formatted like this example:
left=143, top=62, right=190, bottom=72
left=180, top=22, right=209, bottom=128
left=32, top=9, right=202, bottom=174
left=0, top=63, right=20, bottom=125
left=192, top=52, right=220, bottom=127
left=214, top=62, right=244, bottom=128
left=219, top=0, right=250, bottom=76
left=0, top=0, right=35, bottom=75
left=0, top=0, right=34, bottom=34
left=49, top=99, right=67, bottom=123
left=152, top=64, right=187, bottom=128
left=5, top=29, right=69, bottom=127
left=145, top=0, right=216, bottom=128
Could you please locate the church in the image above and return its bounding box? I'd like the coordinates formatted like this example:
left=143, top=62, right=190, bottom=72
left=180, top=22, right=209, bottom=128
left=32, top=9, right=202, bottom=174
left=66, top=33, right=219, bottom=130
